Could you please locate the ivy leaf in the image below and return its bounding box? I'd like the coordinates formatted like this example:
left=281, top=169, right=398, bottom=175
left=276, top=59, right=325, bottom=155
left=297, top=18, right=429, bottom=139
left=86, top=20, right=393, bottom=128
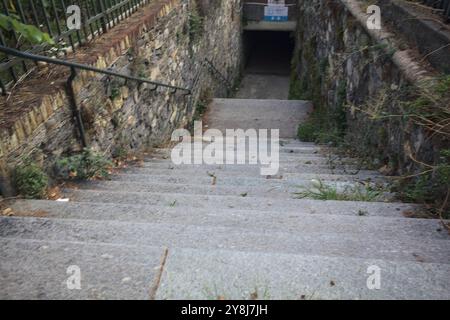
left=0, top=13, right=54, bottom=45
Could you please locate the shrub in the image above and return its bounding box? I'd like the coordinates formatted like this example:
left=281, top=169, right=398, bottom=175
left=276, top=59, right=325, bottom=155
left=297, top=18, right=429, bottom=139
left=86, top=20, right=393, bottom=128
left=297, top=122, right=317, bottom=142
left=56, top=149, right=112, bottom=181
left=14, top=160, right=48, bottom=199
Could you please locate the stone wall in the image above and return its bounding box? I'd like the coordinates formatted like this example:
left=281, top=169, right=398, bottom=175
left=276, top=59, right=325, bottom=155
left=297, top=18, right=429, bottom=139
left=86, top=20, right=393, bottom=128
left=291, top=0, right=449, bottom=205
left=0, top=0, right=243, bottom=195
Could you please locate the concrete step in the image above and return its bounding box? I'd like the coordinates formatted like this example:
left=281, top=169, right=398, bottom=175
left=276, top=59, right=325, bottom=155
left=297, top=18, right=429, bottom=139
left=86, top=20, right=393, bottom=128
left=149, top=146, right=357, bottom=162
left=156, top=247, right=450, bottom=300
left=69, top=180, right=388, bottom=199
left=158, top=144, right=325, bottom=154
left=71, top=180, right=301, bottom=198
left=111, top=172, right=390, bottom=186
left=61, top=189, right=403, bottom=213
left=1, top=237, right=449, bottom=300
left=121, top=166, right=381, bottom=178
left=8, top=200, right=446, bottom=240
left=9, top=198, right=420, bottom=219
left=143, top=155, right=360, bottom=166
left=0, top=238, right=165, bottom=300
left=139, top=162, right=362, bottom=172
left=187, top=138, right=316, bottom=148
left=1, top=216, right=449, bottom=264
left=154, top=146, right=324, bottom=156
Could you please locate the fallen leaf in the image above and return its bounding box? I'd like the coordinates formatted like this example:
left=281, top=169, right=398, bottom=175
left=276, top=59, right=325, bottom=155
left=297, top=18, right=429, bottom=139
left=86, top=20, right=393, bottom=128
left=2, top=208, right=13, bottom=216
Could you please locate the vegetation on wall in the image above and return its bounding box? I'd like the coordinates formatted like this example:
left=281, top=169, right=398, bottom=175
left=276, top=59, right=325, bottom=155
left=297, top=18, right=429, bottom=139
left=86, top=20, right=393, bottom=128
left=188, top=1, right=205, bottom=45
left=291, top=38, right=347, bottom=146
left=290, top=7, right=450, bottom=217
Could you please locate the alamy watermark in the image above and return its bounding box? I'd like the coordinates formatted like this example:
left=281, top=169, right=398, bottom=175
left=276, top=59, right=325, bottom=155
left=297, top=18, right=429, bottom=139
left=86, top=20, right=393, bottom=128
left=66, top=265, right=81, bottom=290
left=367, top=265, right=382, bottom=290
left=367, top=5, right=381, bottom=30
left=66, top=5, right=81, bottom=31
left=171, top=121, right=280, bottom=176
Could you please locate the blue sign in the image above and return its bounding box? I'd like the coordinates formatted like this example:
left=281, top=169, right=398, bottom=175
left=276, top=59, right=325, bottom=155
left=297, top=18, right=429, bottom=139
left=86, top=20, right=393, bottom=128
left=264, top=5, right=288, bottom=22
left=263, top=15, right=289, bottom=22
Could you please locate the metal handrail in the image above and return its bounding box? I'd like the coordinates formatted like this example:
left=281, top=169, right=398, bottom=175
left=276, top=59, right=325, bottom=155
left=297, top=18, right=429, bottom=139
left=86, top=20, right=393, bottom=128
left=203, top=58, right=234, bottom=92
left=0, top=45, right=191, bottom=148
left=0, top=46, right=191, bottom=94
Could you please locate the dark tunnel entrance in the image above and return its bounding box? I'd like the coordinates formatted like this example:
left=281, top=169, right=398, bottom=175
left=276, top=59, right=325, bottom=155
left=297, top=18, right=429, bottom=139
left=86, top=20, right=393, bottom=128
left=243, top=30, right=295, bottom=76
left=237, top=31, right=295, bottom=99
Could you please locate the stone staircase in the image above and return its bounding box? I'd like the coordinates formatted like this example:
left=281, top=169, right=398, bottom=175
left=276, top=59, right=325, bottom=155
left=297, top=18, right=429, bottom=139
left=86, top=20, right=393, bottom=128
left=1, top=99, right=450, bottom=300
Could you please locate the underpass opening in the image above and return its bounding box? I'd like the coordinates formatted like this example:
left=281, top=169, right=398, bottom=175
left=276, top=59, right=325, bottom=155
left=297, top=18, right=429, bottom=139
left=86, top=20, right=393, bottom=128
left=238, top=30, right=295, bottom=99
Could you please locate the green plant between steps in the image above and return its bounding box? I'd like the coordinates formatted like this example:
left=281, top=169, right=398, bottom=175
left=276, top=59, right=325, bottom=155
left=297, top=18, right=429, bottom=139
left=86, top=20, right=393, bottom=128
left=55, top=148, right=112, bottom=181
left=14, top=159, right=49, bottom=199
left=294, top=179, right=385, bottom=202
left=396, top=149, right=450, bottom=218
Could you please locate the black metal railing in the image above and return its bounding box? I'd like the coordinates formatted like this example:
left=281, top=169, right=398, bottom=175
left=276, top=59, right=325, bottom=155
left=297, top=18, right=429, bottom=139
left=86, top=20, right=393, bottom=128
left=0, top=45, right=191, bottom=148
left=0, top=0, right=150, bottom=92
left=415, top=0, right=450, bottom=22
left=203, top=58, right=233, bottom=92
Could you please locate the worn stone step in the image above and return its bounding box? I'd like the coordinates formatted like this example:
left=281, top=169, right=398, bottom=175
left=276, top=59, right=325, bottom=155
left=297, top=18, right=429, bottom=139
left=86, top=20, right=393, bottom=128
left=156, top=247, right=450, bottom=300
left=149, top=147, right=354, bottom=162
left=191, top=138, right=318, bottom=148
left=139, top=161, right=362, bottom=171
left=61, top=189, right=402, bottom=213
left=69, top=180, right=388, bottom=199
left=121, top=166, right=381, bottom=177
left=9, top=198, right=419, bottom=219
left=158, top=144, right=325, bottom=154
left=1, top=217, right=449, bottom=264
left=143, top=156, right=360, bottom=166
left=72, top=180, right=300, bottom=198
left=8, top=200, right=446, bottom=240
left=3, top=237, right=449, bottom=300
left=1, top=237, right=449, bottom=300
left=111, top=172, right=390, bottom=186
left=154, top=146, right=324, bottom=156
left=0, top=238, right=165, bottom=300
left=188, top=137, right=316, bottom=147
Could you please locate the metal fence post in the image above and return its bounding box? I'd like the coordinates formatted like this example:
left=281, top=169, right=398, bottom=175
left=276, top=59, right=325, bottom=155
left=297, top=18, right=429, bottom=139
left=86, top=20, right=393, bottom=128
left=97, top=0, right=108, bottom=34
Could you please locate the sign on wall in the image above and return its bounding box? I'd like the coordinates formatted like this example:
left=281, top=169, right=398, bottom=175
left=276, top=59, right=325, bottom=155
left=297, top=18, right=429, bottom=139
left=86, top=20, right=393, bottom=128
left=264, top=0, right=288, bottom=22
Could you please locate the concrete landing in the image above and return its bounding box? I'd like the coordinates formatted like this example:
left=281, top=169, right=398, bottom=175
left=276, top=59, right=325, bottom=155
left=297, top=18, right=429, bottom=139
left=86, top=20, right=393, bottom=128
left=205, top=99, right=312, bottom=138
left=236, top=74, right=290, bottom=99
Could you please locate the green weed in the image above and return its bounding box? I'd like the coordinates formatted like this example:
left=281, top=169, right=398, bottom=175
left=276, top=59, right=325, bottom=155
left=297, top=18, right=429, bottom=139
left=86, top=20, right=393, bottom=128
left=56, top=149, right=112, bottom=181
left=14, top=159, right=48, bottom=199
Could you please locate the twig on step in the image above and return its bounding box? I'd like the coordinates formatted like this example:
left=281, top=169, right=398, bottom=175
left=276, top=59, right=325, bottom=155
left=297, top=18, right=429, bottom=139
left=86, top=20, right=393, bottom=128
left=149, top=247, right=169, bottom=300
